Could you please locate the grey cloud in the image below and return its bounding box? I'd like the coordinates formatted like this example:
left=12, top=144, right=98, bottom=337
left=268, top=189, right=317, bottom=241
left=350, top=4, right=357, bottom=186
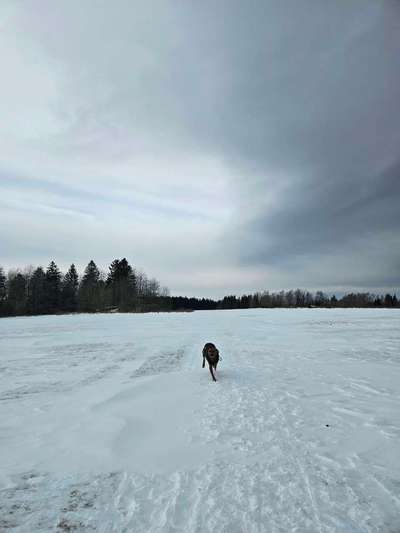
left=241, top=161, right=400, bottom=260
left=198, top=1, right=400, bottom=290
left=2, top=0, right=399, bottom=294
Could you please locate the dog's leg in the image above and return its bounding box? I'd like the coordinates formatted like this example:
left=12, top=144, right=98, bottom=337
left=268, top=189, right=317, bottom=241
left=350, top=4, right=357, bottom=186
left=209, top=363, right=217, bottom=382
left=213, top=362, right=218, bottom=379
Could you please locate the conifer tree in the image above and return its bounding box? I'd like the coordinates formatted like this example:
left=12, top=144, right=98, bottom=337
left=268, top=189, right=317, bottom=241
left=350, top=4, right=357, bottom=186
left=79, top=260, right=101, bottom=311
left=45, top=261, right=62, bottom=313
left=61, top=264, right=79, bottom=312
left=7, top=271, right=27, bottom=315
left=107, top=258, right=136, bottom=311
left=27, top=267, right=47, bottom=314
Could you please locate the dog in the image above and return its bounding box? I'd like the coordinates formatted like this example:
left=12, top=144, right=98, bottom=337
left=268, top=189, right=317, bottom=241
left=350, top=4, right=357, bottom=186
left=202, top=342, right=220, bottom=382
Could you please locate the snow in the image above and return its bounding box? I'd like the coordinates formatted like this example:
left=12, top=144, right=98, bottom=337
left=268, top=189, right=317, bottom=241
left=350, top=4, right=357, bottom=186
left=0, top=308, right=399, bottom=532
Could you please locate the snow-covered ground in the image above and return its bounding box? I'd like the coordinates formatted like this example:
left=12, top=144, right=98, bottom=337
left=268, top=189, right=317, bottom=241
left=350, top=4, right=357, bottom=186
left=0, top=309, right=399, bottom=532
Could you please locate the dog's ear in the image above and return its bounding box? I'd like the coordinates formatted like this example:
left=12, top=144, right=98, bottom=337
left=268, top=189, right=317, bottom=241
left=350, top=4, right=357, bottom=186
left=202, top=346, right=207, bottom=357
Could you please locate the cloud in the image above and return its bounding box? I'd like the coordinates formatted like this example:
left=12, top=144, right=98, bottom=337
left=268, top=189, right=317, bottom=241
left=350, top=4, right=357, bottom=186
left=0, top=0, right=399, bottom=295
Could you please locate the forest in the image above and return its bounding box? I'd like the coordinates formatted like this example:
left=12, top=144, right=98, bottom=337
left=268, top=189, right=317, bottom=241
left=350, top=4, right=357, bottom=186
left=0, top=259, right=398, bottom=317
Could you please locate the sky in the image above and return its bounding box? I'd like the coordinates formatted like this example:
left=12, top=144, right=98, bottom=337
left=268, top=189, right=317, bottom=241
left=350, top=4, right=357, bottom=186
left=1, top=0, right=399, bottom=298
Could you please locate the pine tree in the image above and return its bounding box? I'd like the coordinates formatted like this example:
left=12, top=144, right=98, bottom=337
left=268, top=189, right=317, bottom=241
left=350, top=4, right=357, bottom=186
left=106, top=259, right=121, bottom=304
left=45, top=261, right=62, bottom=313
left=8, top=271, right=27, bottom=315
left=61, top=264, right=79, bottom=312
left=27, top=267, right=47, bottom=314
left=106, top=258, right=136, bottom=311
left=79, top=260, right=101, bottom=312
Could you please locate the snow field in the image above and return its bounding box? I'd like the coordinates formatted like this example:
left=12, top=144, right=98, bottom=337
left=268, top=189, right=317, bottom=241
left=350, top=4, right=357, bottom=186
left=0, top=309, right=399, bottom=532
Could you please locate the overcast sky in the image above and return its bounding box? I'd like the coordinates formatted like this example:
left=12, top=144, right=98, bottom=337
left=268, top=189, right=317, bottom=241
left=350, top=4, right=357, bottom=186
left=1, top=0, right=399, bottom=297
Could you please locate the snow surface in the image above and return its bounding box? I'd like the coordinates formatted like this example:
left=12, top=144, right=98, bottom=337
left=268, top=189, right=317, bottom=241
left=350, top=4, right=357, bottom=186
left=0, top=308, right=399, bottom=532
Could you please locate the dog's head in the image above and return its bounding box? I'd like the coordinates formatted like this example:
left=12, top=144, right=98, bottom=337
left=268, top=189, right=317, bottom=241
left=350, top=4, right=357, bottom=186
left=203, top=342, right=218, bottom=358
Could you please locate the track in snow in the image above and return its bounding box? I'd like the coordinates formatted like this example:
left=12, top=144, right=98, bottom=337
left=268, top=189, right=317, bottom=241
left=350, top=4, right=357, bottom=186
left=1, top=309, right=399, bottom=532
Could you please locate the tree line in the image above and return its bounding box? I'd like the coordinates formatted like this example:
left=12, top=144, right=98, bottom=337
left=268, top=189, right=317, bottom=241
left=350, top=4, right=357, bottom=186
left=215, top=290, right=399, bottom=309
left=0, top=259, right=168, bottom=317
left=0, top=261, right=398, bottom=317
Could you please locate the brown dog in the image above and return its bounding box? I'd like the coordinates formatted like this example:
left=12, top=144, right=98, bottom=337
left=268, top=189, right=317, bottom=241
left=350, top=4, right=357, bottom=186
left=202, top=342, right=220, bottom=382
